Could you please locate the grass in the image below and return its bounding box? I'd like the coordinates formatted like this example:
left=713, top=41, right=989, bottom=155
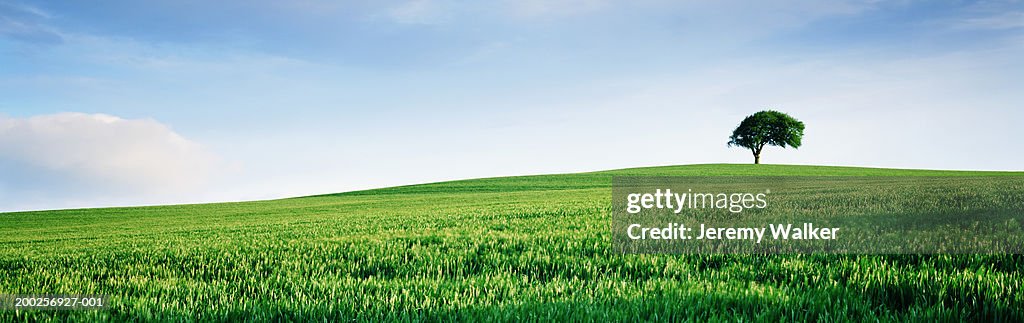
left=1, top=164, right=1022, bottom=321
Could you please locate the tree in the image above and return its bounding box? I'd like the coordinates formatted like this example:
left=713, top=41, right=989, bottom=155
left=728, top=110, right=804, bottom=164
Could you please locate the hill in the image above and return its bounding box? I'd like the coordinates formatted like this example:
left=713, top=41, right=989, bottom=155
left=2, top=164, right=1022, bottom=321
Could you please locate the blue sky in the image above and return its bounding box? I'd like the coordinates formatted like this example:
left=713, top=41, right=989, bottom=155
left=2, top=0, right=1023, bottom=211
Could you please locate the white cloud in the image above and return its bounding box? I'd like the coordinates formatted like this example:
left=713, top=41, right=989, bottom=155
left=0, top=1, right=63, bottom=45
left=954, top=11, right=1024, bottom=30
left=504, top=0, right=611, bottom=18
left=386, top=0, right=451, bottom=25
left=0, top=112, right=216, bottom=211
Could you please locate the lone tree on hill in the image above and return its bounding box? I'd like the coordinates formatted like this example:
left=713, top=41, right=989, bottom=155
left=728, top=110, right=805, bottom=164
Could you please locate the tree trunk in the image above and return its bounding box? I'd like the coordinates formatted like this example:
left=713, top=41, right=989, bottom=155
left=754, top=153, right=760, bottom=164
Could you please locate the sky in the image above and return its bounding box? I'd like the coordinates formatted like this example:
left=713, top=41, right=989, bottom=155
left=1, top=0, right=1023, bottom=212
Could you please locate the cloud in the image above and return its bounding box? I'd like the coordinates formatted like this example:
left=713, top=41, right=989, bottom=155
left=954, top=11, right=1024, bottom=30
left=0, top=113, right=216, bottom=211
left=504, top=0, right=611, bottom=18
left=387, top=0, right=451, bottom=25
left=0, top=2, right=63, bottom=45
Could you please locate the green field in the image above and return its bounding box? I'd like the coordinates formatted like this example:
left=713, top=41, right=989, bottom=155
left=2, top=164, right=1023, bottom=321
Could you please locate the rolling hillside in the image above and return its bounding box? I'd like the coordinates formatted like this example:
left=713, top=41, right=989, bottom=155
left=2, top=164, right=1022, bottom=321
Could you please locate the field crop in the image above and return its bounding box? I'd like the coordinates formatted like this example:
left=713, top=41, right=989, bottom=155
left=1, top=164, right=1023, bottom=321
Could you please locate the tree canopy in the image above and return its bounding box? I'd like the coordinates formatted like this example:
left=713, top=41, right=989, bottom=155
left=728, top=110, right=805, bottom=164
